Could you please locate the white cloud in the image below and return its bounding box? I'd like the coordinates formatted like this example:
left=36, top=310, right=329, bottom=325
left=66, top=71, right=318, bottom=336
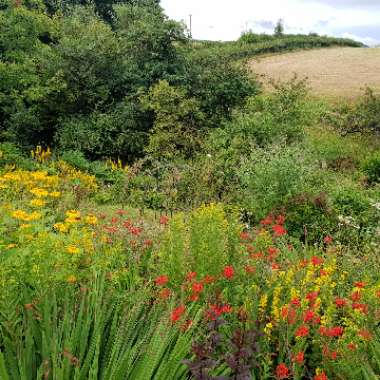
left=341, top=32, right=378, bottom=46
left=160, top=0, right=380, bottom=43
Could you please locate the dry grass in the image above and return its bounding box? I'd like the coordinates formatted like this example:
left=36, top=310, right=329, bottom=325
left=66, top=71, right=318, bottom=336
left=249, top=47, right=380, bottom=100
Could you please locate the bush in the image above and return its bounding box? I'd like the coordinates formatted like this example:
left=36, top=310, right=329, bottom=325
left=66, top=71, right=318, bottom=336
left=331, top=88, right=380, bottom=135
left=362, top=151, right=380, bottom=184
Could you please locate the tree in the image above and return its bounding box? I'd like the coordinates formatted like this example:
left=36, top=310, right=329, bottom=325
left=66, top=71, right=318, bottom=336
left=274, top=19, right=284, bottom=37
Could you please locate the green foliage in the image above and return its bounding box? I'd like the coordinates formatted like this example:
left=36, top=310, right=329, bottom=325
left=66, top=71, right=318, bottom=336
left=0, top=276, right=198, bottom=380
left=238, top=145, right=314, bottom=221
left=332, top=88, right=380, bottom=135
left=363, top=151, right=380, bottom=184
left=141, top=80, right=204, bottom=159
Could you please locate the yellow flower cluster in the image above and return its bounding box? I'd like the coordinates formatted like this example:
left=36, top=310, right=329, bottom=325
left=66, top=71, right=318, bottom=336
left=12, top=210, right=41, bottom=222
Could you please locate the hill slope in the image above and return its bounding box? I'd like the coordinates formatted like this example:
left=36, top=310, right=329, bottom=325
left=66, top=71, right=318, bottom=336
left=249, top=47, right=380, bottom=99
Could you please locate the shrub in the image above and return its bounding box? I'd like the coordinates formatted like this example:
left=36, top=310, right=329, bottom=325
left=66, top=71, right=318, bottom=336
left=332, top=88, right=380, bottom=135
left=362, top=151, right=380, bottom=184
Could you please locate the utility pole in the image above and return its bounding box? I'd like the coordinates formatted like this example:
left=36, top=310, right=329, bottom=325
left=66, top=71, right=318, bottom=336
left=189, top=14, right=192, bottom=39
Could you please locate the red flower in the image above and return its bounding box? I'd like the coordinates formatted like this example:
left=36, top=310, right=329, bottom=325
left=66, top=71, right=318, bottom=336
left=144, top=239, right=153, bottom=247
left=155, top=275, right=169, bottom=286
left=319, top=326, right=344, bottom=337
left=272, top=224, right=287, bottom=236
left=250, top=251, right=264, bottom=260
left=240, top=231, right=250, bottom=241
left=203, top=275, right=215, bottom=284
left=111, top=217, right=119, bottom=224
left=354, top=281, right=366, bottom=288
left=291, top=297, right=301, bottom=307
left=223, top=265, right=234, bottom=280
left=352, top=303, right=368, bottom=314
left=303, top=310, right=315, bottom=323
left=351, top=291, right=361, bottom=302
left=116, top=209, right=127, bottom=216
left=347, top=342, right=357, bottom=351
left=171, top=305, right=186, bottom=323
left=260, top=215, right=273, bottom=225
left=192, top=282, right=204, bottom=294
left=271, top=262, right=280, bottom=270
left=295, top=325, right=309, bottom=337
left=292, top=351, right=304, bottom=365
left=159, top=288, right=170, bottom=299
left=244, top=264, right=256, bottom=274
left=186, top=272, right=197, bottom=281
left=323, top=235, right=333, bottom=244
left=330, top=351, right=338, bottom=360
left=206, top=304, right=232, bottom=320
left=306, top=291, right=319, bottom=303
left=267, top=246, right=279, bottom=258
left=189, top=293, right=199, bottom=302
left=334, top=298, right=347, bottom=308
left=276, top=214, right=286, bottom=225
left=314, top=371, right=329, bottom=380
left=311, top=256, right=324, bottom=266
left=275, top=363, right=290, bottom=379
left=358, top=329, right=372, bottom=341
left=159, top=215, right=169, bottom=225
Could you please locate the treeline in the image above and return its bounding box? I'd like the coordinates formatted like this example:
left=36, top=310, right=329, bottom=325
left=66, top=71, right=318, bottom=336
left=194, top=34, right=363, bottom=60
left=0, top=0, right=257, bottom=161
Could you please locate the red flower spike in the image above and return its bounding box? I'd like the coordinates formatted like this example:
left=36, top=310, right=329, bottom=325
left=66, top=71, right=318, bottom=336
left=186, top=272, right=197, bottom=281
left=291, top=297, right=301, bottom=307
left=303, top=310, right=315, bottom=323
left=352, top=303, right=368, bottom=314
left=260, top=215, right=274, bottom=226
left=354, top=281, right=366, bottom=288
left=292, top=351, right=304, bottom=365
left=203, top=275, right=215, bottom=284
left=159, top=288, right=170, bottom=299
left=272, top=224, right=287, bottom=237
left=244, top=264, right=256, bottom=274
left=192, top=282, right=204, bottom=294
left=171, top=305, right=186, bottom=323
left=240, top=231, right=250, bottom=241
left=358, top=329, right=372, bottom=341
left=223, top=265, right=234, bottom=280
left=155, top=275, right=169, bottom=286
left=314, top=371, right=329, bottom=380
left=351, top=291, right=361, bottom=302
left=323, top=235, right=333, bottom=244
left=275, top=363, right=290, bottom=379
left=311, top=256, right=324, bottom=266
left=295, top=325, right=309, bottom=338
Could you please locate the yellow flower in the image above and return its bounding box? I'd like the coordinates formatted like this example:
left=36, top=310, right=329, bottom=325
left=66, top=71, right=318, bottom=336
left=65, top=210, right=81, bottom=223
left=30, top=198, right=46, bottom=208
left=85, top=214, right=98, bottom=225
left=6, top=243, right=17, bottom=249
left=30, top=187, right=49, bottom=198
left=53, top=222, right=69, bottom=233
left=49, top=191, right=61, bottom=198
left=67, top=275, right=77, bottom=284
left=66, top=245, right=80, bottom=254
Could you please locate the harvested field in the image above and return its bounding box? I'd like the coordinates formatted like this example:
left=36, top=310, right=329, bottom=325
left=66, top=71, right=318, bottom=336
left=249, top=47, right=380, bottom=99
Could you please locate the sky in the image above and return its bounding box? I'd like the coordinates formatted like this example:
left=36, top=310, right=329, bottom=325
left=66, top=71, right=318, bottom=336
left=160, top=0, right=380, bottom=46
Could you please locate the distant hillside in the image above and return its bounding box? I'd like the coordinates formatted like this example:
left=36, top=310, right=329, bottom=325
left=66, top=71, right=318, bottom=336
left=249, top=47, right=380, bottom=99
left=192, top=34, right=364, bottom=60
